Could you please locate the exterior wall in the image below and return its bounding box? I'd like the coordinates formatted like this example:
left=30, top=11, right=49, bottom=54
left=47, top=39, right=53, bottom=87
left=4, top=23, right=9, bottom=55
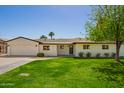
left=6, top=37, right=124, bottom=57
left=119, top=44, right=124, bottom=56
left=73, top=44, right=76, bottom=56
left=39, top=44, right=57, bottom=56
left=7, top=38, right=39, bottom=56
left=57, top=45, right=69, bottom=56
left=74, top=44, right=116, bottom=57
left=0, top=40, right=7, bottom=54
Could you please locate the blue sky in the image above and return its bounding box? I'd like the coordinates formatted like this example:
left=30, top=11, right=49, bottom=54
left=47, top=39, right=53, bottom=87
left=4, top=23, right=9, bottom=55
left=0, top=5, right=91, bottom=39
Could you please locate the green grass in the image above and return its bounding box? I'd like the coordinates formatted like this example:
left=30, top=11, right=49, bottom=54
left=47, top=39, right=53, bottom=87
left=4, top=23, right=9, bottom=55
left=0, top=57, right=124, bottom=88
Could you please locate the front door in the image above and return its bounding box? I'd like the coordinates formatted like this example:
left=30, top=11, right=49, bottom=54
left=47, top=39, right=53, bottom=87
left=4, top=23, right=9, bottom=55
left=69, top=45, right=73, bottom=55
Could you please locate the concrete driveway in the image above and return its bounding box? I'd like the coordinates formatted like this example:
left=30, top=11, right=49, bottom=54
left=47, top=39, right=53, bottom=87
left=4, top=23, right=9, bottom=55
left=0, top=57, right=55, bottom=75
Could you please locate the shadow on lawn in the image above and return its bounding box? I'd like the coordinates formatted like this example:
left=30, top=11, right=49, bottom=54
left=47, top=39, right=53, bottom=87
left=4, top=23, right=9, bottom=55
left=93, top=61, right=124, bottom=86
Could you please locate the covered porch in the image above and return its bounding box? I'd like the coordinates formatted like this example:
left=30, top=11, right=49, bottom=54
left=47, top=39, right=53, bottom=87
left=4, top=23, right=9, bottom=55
left=57, top=43, right=74, bottom=56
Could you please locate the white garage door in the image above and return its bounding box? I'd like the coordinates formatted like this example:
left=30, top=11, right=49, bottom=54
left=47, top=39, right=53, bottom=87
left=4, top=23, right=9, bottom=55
left=10, top=45, right=38, bottom=56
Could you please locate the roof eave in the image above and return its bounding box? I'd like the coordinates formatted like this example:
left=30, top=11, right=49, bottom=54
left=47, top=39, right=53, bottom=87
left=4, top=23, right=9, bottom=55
left=7, top=36, right=40, bottom=43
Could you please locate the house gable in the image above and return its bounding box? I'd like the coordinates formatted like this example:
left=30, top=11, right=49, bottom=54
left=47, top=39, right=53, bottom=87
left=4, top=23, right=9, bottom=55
left=7, top=37, right=39, bottom=46
left=7, top=37, right=39, bottom=43
left=7, top=37, right=39, bottom=56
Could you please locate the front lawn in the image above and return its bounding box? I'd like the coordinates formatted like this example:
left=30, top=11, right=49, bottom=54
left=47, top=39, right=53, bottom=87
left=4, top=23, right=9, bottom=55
left=0, top=57, right=124, bottom=88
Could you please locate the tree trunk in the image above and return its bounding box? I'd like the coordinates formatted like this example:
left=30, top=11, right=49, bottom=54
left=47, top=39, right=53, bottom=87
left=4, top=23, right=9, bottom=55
left=51, top=36, right=53, bottom=40
left=115, top=41, right=122, bottom=63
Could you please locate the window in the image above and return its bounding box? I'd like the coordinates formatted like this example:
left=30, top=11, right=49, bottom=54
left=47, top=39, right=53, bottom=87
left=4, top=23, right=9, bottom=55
left=83, top=45, right=90, bottom=49
left=102, top=45, right=109, bottom=49
left=60, top=45, right=64, bottom=49
left=43, top=46, right=50, bottom=50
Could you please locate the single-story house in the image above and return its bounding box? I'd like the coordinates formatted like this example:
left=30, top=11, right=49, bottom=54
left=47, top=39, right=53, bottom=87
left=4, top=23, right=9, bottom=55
left=0, top=39, right=7, bottom=54
left=6, top=37, right=124, bottom=57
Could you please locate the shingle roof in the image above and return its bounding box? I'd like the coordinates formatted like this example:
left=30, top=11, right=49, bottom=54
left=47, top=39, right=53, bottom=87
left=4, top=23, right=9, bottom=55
left=37, top=38, right=116, bottom=44
left=7, top=37, right=40, bottom=43
left=7, top=37, right=116, bottom=44
left=36, top=38, right=91, bottom=43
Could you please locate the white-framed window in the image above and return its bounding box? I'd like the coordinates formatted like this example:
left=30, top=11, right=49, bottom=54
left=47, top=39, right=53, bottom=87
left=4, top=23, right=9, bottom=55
left=83, top=45, right=90, bottom=49
left=43, top=46, right=50, bottom=50
left=102, top=45, right=109, bottom=49
left=60, top=45, right=64, bottom=49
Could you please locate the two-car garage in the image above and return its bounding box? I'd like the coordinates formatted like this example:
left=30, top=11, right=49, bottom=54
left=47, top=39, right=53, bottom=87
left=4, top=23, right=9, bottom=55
left=7, top=37, right=39, bottom=56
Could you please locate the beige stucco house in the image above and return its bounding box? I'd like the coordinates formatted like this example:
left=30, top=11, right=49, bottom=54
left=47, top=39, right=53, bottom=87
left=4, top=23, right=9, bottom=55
left=7, top=37, right=124, bottom=57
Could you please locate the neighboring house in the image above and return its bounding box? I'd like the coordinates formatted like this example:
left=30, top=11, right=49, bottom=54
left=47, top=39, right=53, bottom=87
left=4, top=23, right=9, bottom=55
left=6, top=37, right=124, bottom=57
left=0, top=39, right=7, bottom=54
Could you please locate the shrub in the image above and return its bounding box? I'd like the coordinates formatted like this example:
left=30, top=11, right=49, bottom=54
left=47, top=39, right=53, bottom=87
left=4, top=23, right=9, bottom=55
left=111, top=52, right=116, bottom=58
left=104, top=53, right=109, bottom=57
left=79, top=52, right=84, bottom=57
left=37, top=52, right=44, bottom=57
left=96, top=53, right=101, bottom=58
left=86, top=52, right=91, bottom=57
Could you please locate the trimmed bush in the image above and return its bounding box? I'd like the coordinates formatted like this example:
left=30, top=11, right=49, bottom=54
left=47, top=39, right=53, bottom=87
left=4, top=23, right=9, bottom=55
left=86, top=52, right=91, bottom=57
left=79, top=52, right=84, bottom=57
left=96, top=53, right=101, bottom=58
left=37, top=53, right=44, bottom=57
left=111, top=52, right=116, bottom=58
left=104, top=53, right=109, bottom=57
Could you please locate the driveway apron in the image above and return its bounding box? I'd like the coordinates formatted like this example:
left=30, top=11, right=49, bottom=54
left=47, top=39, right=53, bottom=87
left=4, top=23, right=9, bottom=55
left=0, top=57, right=55, bottom=74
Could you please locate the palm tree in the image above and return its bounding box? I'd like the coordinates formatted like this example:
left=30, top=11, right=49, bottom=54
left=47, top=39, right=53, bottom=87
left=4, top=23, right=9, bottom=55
left=48, top=32, right=55, bottom=39
left=40, top=35, right=47, bottom=39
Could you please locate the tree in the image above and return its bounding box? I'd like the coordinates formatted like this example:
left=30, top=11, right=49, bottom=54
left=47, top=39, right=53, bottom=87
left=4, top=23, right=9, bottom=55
left=49, top=32, right=55, bottom=39
left=86, top=5, right=124, bottom=63
left=40, top=35, right=47, bottom=39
